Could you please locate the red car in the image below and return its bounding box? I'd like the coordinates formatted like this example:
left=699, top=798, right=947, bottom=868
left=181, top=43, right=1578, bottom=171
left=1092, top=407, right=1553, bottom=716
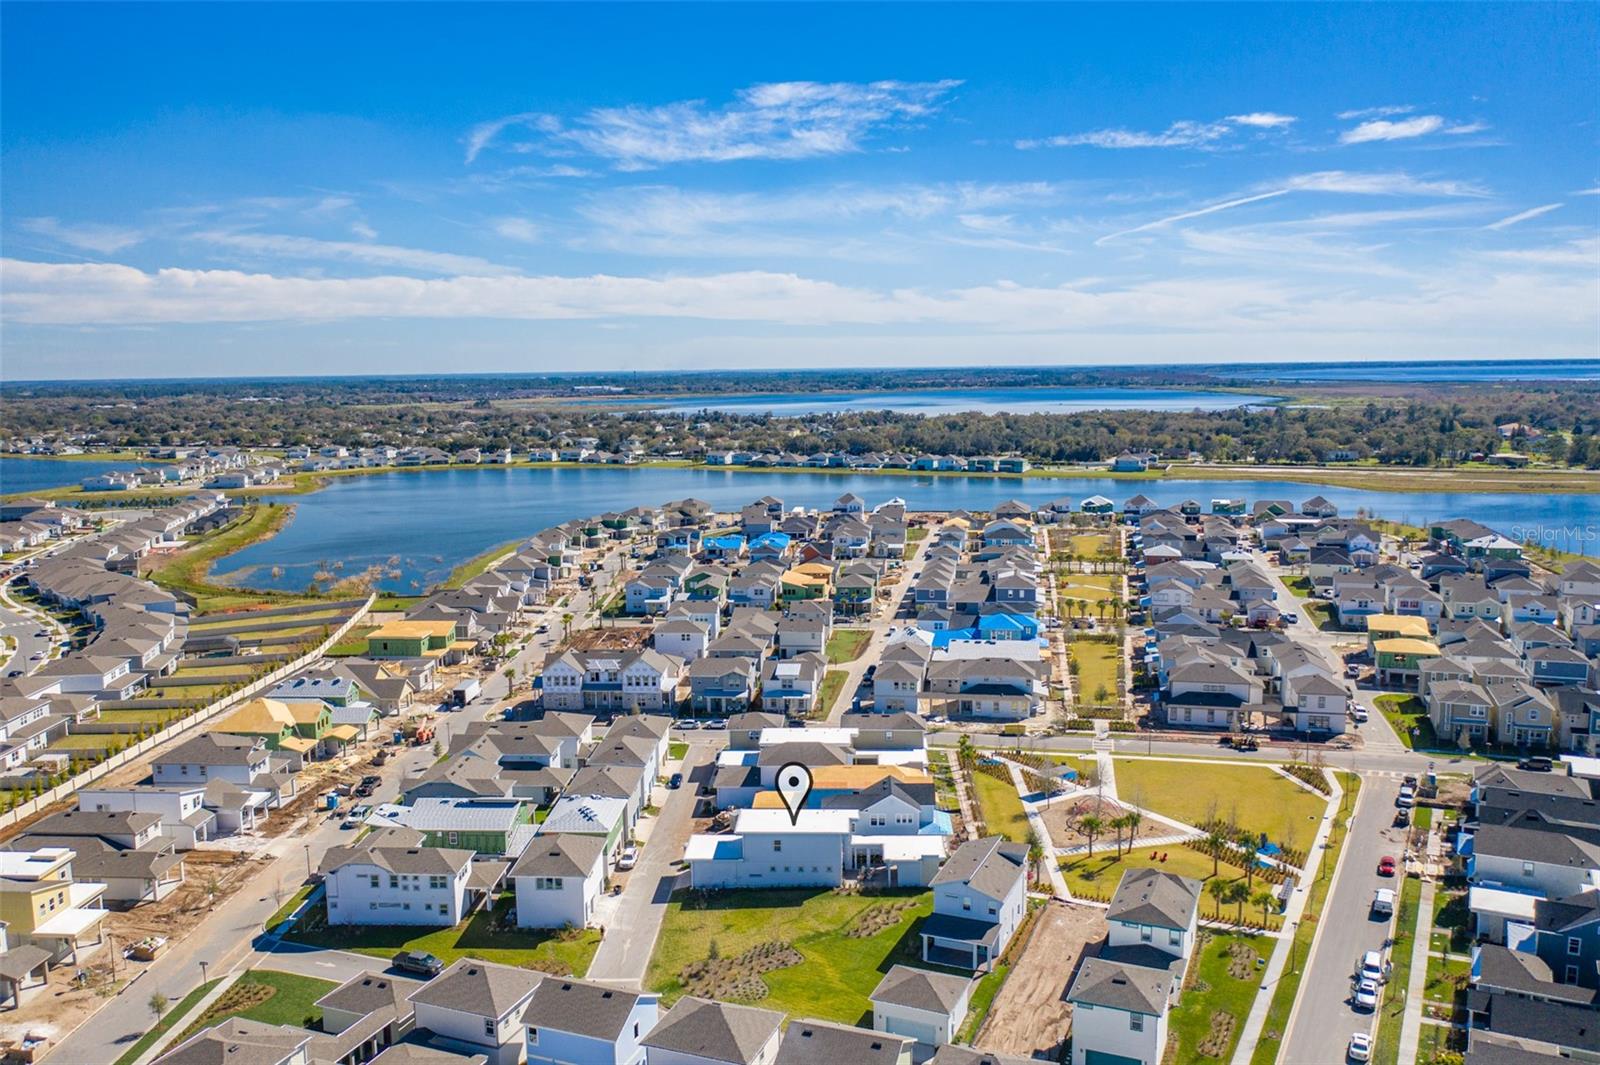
left=1377, top=855, right=1397, bottom=877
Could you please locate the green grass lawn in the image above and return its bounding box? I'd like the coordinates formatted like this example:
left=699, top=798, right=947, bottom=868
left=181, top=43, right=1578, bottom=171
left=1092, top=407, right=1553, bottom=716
left=1061, top=846, right=1260, bottom=909
left=906, top=527, right=928, bottom=545
left=266, top=883, right=317, bottom=932
left=970, top=769, right=1031, bottom=843
left=826, top=629, right=872, bottom=664
left=819, top=669, right=850, bottom=716
left=1430, top=887, right=1471, bottom=955
left=1424, top=950, right=1471, bottom=1007
left=669, top=741, right=689, bottom=760
left=1249, top=772, right=1362, bottom=1065
left=173, top=969, right=336, bottom=1045
left=286, top=896, right=600, bottom=975
left=1113, top=758, right=1329, bottom=849
left=646, top=888, right=966, bottom=1026
left=1375, top=693, right=1436, bottom=750
left=1069, top=640, right=1121, bottom=706
left=1058, top=573, right=1119, bottom=603
left=956, top=963, right=1010, bottom=1042
left=1167, top=930, right=1271, bottom=1062
left=1375, top=877, right=1424, bottom=1065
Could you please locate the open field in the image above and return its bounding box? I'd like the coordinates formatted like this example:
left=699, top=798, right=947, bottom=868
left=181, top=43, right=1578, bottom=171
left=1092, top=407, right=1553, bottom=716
left=1058, top=573, right=1119, bottom=603
left=286, top=896, right=600, bottom=975
left=818, top=669, right=849, bottom=716
left=826, top=629, right=871, bottom=664
left=646, top=887, right=969, bottom=1027
left=1114, top=758, right=1329, bottom=848
left=1069, top=639, right=1121, bottom=706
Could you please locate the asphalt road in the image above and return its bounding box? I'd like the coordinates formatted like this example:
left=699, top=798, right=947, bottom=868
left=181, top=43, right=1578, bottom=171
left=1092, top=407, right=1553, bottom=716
left=1279, top=773, right=1407, bottom=1064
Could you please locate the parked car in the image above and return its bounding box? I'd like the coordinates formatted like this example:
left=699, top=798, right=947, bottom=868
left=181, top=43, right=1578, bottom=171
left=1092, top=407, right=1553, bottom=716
left=1393, top=808, right=1411, bottom=828
left=1517, top=756, right=1554, bottom=772
left=1359, top=950, right=1385, bottom=983
left=352, top=783, right=375, bottom=799
left=1348, top=1032, right=1373, bottom=1062
left=668, top=772, right=683, bottom=790
left=5, top=670, right=20, bottom=678
left=1352, top=979, right=1379, bottom=1011
left=341, top=804, right=371, bottom=829
left=616, top=847, right=639, bottom=871
left=360, top=775, right=381, bottom=787
left=392, top=950, right=444, bottom=977
left=673, top=718, right=700, bottom=730
left=1282, top=612, right=1299, bottom=625
left=1371, top=888, right=1396, bottom=918
left=1377, top=855, right=1397, bottom=877
left=704, top=718, right=727, bottom=730
left=1396, top=786, right=1415, bottom=808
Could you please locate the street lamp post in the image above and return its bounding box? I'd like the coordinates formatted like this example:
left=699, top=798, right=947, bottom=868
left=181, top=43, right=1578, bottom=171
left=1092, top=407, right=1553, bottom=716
left=199, top=960, right=209, bottom=987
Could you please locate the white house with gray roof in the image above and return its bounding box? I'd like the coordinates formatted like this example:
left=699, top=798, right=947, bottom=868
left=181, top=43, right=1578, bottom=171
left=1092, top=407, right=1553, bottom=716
left=521, top=976, right=658, bottom=1065
left=407, top=958, right=542, bottom=1065
left=869, top=965, right=973, bottom=1050
left=319, top=835, right=474, bottom=927
left=510, top=833, right=607, bottom=929
left=641, top=997, right=783, bottom=1065
left=920, top=836, right=1028, bottom=971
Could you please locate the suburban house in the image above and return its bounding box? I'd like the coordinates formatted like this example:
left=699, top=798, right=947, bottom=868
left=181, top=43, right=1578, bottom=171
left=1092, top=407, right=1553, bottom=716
left=319, top=832, right=475, bottom=927
left=868, top=965, right=973, bottom=1051
left=0, top=847, right=109, bottom=966
left=521, top=977, right=659, bottom=1065
left=407, top=959, right=542, bottom=1065
left=641, top=996, right=783, bottom=1065
left=919, top=837, right=1028, bottom=971
left=510, top=833, right=608, bottom=930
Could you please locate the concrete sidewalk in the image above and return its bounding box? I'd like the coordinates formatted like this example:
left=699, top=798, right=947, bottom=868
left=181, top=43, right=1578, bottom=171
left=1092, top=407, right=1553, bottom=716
left=1396, top=878, right=1437, bottom=1064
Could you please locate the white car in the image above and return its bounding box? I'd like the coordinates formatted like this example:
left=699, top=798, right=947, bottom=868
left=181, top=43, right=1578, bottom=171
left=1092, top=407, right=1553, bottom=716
left=1353, top=979, right=1379, bottom=1011
left=1348, top=1032, right=1372, bottom=1062
left=1359, top=950, right=1384, bottom=984
left=616, top=847, right=639, bottom=871
left=1397, top=786, right=1416, bottom=808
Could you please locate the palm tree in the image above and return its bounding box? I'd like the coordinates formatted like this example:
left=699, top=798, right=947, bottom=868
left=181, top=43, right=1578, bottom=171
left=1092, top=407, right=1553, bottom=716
left=1206, top=878, right=1229, bottom=919
left=1253, top=889, right=1278, bottom=927
left=1205, top=826, right=1229, bottom=878
left=561, top=611, right=574, bottom=639
left=1080, top=815, right=1105, bottom=858
left=1229, top=880, right=1252, bottom=923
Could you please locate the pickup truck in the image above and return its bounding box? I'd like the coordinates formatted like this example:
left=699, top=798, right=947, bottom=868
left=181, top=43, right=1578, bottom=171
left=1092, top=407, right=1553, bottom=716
left=1372, top=888, right=1396, bottom=918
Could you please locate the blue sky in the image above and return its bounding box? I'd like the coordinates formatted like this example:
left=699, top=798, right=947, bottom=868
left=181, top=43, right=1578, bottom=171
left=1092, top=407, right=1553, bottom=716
left=2, top=2, right=1596, bottom=380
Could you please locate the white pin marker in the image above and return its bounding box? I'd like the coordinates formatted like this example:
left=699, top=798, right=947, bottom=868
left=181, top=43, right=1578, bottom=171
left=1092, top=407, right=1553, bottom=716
left=775, top=762, right=814, bottom=826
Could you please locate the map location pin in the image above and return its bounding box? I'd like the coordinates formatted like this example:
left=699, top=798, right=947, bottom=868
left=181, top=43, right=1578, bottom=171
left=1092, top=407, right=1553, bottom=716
left=775, top=763, right=814, bottom=826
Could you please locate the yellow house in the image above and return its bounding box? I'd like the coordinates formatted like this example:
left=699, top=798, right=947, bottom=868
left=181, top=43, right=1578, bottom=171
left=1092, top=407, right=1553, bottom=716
left=781, top=562, right=834, bottom=603
left=1375, top=637, right=1442, bottom=688
left=0, top=848, right=109, bottom=965
left=365, top=620, right=459, bottom=659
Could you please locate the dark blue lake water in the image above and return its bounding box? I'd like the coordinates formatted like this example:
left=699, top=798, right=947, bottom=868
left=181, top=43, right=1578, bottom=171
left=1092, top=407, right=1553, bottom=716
left=644, top=386, right=1280, bottom=416
left=212, top=466, right=1600, bottom=593
left=0, top=457, right=139, bottom=494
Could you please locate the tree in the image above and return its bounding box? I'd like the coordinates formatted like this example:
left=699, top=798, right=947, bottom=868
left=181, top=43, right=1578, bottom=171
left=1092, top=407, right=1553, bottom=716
left=1205, top=826, right=1229, bottom=878
left=148, top=991, right=170, bottom=1023
left=1253, top=889, right=1278, bottom=926
left=503, top=667, right=516, bottom=694
left=1228, top=880, right=1252, bottom=923
left=561, top=612, right=575, bottom=639
left=1079, top=815, right=1104, bottom=858
left=1207, top=878, right=1230, bottom=919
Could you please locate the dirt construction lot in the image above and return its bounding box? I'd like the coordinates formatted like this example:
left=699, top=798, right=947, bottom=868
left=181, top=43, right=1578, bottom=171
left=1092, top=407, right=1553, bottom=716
left=975, top=901, right=1105, bottom=1060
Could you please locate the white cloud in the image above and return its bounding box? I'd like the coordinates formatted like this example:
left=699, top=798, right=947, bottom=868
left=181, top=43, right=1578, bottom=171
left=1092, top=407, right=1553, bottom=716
left=1576, top=186, right=1600, bottom=196
left=20, top=217, right=145, bottom=255
left=350, top=221, right=378, bottom=240
left=189, top=231, right=511, bottom=275
left=466, top=80, right=962, bottom=169
left=1339, top=115, right=1488, bottom=144
left=1484, top=203, right=1565, bottom=230
left=4, top=259, right=1593, bottom=350
left=1481, top=237, right=1599, bottom=268
left=1337, top=105, right=1416, bottom=120
left=1227, top=112, right=1297, bottom=128
left=1096, top=190, right=1291, bottom=244
left=493, top=218, right=542, bottom=243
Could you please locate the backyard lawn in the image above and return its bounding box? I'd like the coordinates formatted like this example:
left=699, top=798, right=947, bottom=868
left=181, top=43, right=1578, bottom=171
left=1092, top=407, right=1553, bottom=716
left=826, top=629, right=872, bottom=664
left=646, top=888, right=969, bottom=1026
left=970, top=769, right=1031, bottom=843
left=1166, top=930, right=1271, bottom=1062
left=1113, top=758, right=1329, bottom=849
left=1069, top=640, right=1121, bottom=706
left=286, top=896, right=600, bottom=975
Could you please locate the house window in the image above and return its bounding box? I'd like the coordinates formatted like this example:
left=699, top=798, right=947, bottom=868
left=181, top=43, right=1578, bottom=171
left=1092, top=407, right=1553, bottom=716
left=1567, top=965, right=1580, bottom=984
left=484, top=1018, right=496, bottom=1037
left=772, top=840, right=782, bottom=852
left=1140, top=925, right=1153, bottom=942
left=390, top=875, right=400, bottom=889
left=1522, top=862, right=1535, bottom=877
left=1169, top=929, right=1182, bottom=946
left=1569, top=937, right=1583, bottom=956
left=1130, top=1014, right=1144, bottom=1032
left=430, top=875, right=448, bottom=890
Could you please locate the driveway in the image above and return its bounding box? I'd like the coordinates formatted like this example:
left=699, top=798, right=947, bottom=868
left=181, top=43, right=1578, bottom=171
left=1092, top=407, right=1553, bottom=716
left=1279, top=773, right=1406, bottom=1063
left=584, top=739, right=714, bottom=985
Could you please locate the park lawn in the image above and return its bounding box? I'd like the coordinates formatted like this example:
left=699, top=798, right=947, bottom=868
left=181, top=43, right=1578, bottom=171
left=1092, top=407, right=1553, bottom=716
left=646, top=888, right=956, bottom=1026
left=826, top=629, right=872, bottom=664
left=1113, top=758, right=1329, bottom=849
left=970, top=770, right=1031, bottom=844
left=1061, top=847, right=1264, bottom=916
left=818, top=669, right=850, bottom=717
left=1069, top=532, right=1114, bottom=557
left=1167, top=930, right=1271, bottom=1063
left=1069, top=640, right=1121, bottom=706
left=1248, top=772, right=1362, bottom=1065
left=1058, top=573, right=1119, bottom=603
left=286, top=897, right=600, bottom=975
left=174, top=969, right=337, bottom=1044
left=1375, top=693, right=1436, bottom=749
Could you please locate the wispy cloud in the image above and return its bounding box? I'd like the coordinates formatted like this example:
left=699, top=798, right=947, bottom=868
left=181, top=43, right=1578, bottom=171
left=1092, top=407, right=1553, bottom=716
left=1096, top=190, right=1290, bottom=244
left=1574, top=186, right=1600, bottom=196
left=190, top=231, right=511, bottom=275
left=1481, top=236, right=1599, bottom=268
left=20, top=217, right=145, bottom=255
left=466, top=80, right=962, bottom=169
left=1020, top=112, right=1294, bottom=150
left=1337, top=105, right=1416, bottom=121
left=1484, top=202, right=1564, bottom=230
left=1339, top=114, right=1488, bottom=144
left=492, top=218, right=542, bottom=243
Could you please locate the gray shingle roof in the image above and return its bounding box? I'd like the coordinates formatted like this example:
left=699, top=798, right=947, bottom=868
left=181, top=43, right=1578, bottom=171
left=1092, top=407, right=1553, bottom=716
left=1107, top=868, right=1201, bottom=930
left=929, top=836, right=1027, bottom=899
left=775, top=1018, right=912, bottom=1065
left=509, top=832, right=606, bottom=879
left=869, top=964, right=972, bottom=1015
left=641, top=996, right=784, bottom=1065
left=407, top=958, right=541, bottom=1019
left=1066, top=956, right=1170, bottom=1015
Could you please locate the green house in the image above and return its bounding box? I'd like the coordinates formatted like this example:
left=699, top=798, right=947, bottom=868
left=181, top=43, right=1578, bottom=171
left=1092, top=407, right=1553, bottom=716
left=365, top=620, right=457, bottom=658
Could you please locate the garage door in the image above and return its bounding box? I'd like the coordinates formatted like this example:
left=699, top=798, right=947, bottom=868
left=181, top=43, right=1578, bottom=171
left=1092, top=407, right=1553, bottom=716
left=1084, top=1050, right=1146, bottom=1065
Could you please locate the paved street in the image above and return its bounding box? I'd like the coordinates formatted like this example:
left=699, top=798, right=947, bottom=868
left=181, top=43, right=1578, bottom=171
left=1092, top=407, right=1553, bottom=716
left=823, top=528, right=929, bottom=724
left=1279, top=773, right=1406, bottom=1064
left=585, top=738, right=714, bottom=985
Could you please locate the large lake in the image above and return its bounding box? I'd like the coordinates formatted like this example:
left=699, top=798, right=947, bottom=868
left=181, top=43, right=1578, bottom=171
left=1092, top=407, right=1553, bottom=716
left=0, top=457, right=140, bottom=494
left=643, top=386, right=1280, bottom=416
left=212, top=466, right=1600, bottom=593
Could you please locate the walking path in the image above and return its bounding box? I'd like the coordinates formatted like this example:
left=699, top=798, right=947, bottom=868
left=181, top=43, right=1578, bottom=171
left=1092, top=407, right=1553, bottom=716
left=1396, top=878, right=1438, bottom=1065
left=1006, top=761, right=1070, bottom=899
left=1230, top=768, right=1347, bottom=1065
